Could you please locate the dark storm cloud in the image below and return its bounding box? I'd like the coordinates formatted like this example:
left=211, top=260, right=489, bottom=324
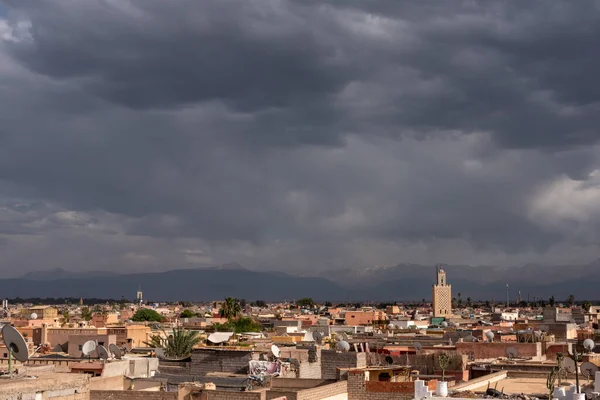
left=1, top=0, right=600, bottom=276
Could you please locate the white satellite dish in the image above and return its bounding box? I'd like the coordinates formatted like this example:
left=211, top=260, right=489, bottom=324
left=1, top=324, right=29, bottom=369
left=336, top=340, right=350, bottom=352
left=207, top=332, right=233, bottom=344
left=303, top=331, right=315, bottom=342
left=30, top=313, right=38, bottom=320
left=440, top=321, right=448, bottom=328
left=97, top=345, right=109, bottom=361
left=583, top=339, right=595, bottom=352
left=109, top=343, right=122, bottom=360
left=82, top=340, right=97, bottom=356
left=271, top=344, right=281, bottom=358
left=485, top=331, right=495, bottom=342
left=563, top=357, right=576, bottom=373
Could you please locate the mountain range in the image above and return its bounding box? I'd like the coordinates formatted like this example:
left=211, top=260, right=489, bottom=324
left=4, top=261, right=599, bottom=302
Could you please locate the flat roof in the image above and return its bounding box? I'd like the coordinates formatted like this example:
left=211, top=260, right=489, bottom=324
left=470, top=377, right=548, bottom=395
left=0, top=373, right=89, bottom=398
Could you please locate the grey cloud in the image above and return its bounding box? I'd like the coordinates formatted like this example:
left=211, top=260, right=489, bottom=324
left=1, top=1, right=600, bottom=276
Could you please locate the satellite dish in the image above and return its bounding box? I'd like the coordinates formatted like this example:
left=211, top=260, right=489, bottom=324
left=385, top=355, right=394, bottom=365
left=414, top=342, right=422, bottom=351
left=441, top=321, right=448, bottom=328
left=387, top=323, right=395, bottom=330
left=505, top=347, right=518, bottom=359
left=485, top=331, right=495, bottom=342
left=30, top=313, right=38, bottom=320
left=207, top=332, right=233, bottom=344
left=336, top=340, right=350, bottom=352
left=271, top=344, right=281, bottom=358
left=1, top=324, right=29, bottom=362
left=583, top=339, right=595, bottom=352
left=580, top=362, right=598, bottom=378
left=82, top=340, right=97, bottom=356
left=97, top=345, right=109, bottom=360
left=464, top=335, right=478, bottom=343
left=563, top=357, right=576, bottom=373
left=109, top=343, right=122, bottom=360
left=313, top=332, right=323, bottom=344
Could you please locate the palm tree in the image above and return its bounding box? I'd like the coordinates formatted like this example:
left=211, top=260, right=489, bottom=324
left=61, top=310, right=70, bottom=327
left=567, top=294, right=575, bottom=308
left=145, top=328, right=201, bottom=358
left=220, top=297, right=242, bottom=319
left=457, top=293, right=463, bottom=307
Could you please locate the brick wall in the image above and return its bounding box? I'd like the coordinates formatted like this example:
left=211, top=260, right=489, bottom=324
left=190, top=349, right=258, bottom=375
left=279, top=347, right=321, bottom=379
left=321, top=351, right=367, bottom=379
left=90, top=391, right=177, bottom=400
left=347, top=369, right=435, bottom=400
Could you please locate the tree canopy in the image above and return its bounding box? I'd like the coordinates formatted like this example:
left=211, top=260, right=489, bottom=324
left=145, top=327, right=201, bottom=358
left=220, top=297, right=242, bottom=319
left=213, top=317, right=262, bottom=333
left=180, top=309, right=195, bottom=319
left=296, top=298, right=315, bottom=308
left=132, top=308, right=164, bottom=322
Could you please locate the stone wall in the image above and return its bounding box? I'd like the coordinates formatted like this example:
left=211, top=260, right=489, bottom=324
left=321, top=351, right=367, bottom=379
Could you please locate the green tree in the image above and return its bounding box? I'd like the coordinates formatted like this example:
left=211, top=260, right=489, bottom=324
left=582, top=301, right=592, bottom=312
left=180, top=309, right=195, bottom=319
left=457, top=293, right=463, bottom=307
left=81, top=307, right=93, bottom=322
left=296, top=298, right=315, bottom=308
left=220, top=297, right=242, bottom=319
left=567, top=294, right=575, bottom=307
left=548, top=296, right=555, bottom=307
left=466, top=297, right=472, bottom=308
left=61, top=310, right=70, bottom=326
left=145, top=327, right=201, bottom=358
left=132, top=308, right=164, bottom=322
left=229, top=317, right=262, bottom=333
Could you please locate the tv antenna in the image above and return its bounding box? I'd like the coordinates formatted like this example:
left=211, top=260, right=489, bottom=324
left=312, top=331, right=323, bottom=345
left=82, top=340, right=97, bottom=362
left=505, top=347, right=519, bottom=359
left=271, top=344, right=281, bottom=359
left=1, top=324, right=30, bottom=374
left=109, top=343, right=122, bottom=360
left=583, top=339, right=595, bottom=353
left=580, top=362, right=598, bottom=382
left=336, top=341, right=350, bottom=352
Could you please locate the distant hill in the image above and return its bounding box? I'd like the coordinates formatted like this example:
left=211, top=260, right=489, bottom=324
left=6, top=261, right=600, bottom=301
left=3, top=267, right=349, bottom=302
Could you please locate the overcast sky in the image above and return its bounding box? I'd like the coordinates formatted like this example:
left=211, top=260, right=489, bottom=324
left=1, top=1, right=600, bottom=277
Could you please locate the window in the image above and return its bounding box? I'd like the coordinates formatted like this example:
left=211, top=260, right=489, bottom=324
left=98, top=342, right=104, bottom=346
left=78, top=345, right=83, bottom=351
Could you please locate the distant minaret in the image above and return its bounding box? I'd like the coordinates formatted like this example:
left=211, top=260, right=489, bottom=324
left=79, top=297, right=83, bottom=306
left=432, top=265, right=452, bottom=318
left=136, top=285, right=143, bottom=307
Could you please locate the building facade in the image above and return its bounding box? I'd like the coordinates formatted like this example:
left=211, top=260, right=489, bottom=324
left=432, top=267, right=452, bottom=318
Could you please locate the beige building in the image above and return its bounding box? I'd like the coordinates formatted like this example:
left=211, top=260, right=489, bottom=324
left=432, top=266, right=452, bottom=318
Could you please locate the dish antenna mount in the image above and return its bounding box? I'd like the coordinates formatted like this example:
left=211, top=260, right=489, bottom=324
left=1, top=324, right=30, bottom=374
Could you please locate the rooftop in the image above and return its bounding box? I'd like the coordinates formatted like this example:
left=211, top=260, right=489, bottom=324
left=0, top=373, right=89, bottom=399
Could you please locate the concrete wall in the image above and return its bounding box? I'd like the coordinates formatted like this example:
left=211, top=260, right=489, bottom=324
left=321, top=351, right=367, bottom=380
left=90, top=375, right=125, bottom=390
left=455, top=342, right=542, bottom=361
left=279, top=347, right=321, bottom=379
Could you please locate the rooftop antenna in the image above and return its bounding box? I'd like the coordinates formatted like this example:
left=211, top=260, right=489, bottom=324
left=97, top=345, right=109, bottom=362
left=336, top=341, right=350, bottom=352
left=271, top=344, right=281, bottom=359
left=82, top=340, right=97, bottom=362
left=1, top=324, right=30, bottom=375
left=109, top=343, right=122, bottom=360
left=583, top=339, right=595, bottom=353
